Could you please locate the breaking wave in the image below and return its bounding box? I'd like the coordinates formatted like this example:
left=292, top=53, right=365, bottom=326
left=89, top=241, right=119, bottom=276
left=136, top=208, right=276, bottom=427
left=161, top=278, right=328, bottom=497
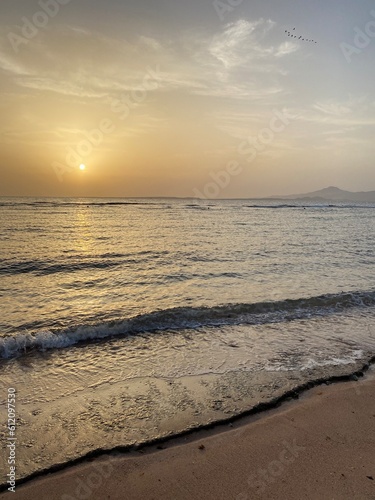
left=1, top=289, right=375, bottom=359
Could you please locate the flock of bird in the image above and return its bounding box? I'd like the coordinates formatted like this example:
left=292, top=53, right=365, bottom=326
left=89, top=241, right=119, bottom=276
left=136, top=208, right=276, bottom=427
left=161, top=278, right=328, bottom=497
left=285, top=27, right=317, bottom=43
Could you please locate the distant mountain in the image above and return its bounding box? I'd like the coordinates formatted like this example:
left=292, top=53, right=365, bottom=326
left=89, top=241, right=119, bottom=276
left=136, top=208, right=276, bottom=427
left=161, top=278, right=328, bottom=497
left=272, top=186, right=375, bottom=202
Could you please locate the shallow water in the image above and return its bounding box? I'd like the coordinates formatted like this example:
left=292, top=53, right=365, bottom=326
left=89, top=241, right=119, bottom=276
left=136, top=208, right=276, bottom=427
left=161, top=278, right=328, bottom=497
left=0, top=198, right=374, bottom=481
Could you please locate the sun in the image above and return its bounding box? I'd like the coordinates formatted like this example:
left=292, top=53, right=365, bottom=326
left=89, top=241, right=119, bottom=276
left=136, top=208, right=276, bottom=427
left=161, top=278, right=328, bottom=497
left=79, top=164, right=86, bottom=171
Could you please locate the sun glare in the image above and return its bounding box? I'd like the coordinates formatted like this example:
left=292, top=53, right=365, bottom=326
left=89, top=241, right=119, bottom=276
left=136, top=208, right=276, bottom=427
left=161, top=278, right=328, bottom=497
left=79, top=164, right=86, bottom=171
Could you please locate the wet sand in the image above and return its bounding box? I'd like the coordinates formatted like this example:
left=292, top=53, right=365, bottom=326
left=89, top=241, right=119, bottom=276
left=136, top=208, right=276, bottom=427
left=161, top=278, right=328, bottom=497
left=2, top=372, right=375, bottom=500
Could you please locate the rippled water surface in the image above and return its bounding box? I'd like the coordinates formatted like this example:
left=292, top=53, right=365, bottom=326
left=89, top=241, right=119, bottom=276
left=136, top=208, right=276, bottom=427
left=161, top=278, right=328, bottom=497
left=0, top=197, right=374, bottom=482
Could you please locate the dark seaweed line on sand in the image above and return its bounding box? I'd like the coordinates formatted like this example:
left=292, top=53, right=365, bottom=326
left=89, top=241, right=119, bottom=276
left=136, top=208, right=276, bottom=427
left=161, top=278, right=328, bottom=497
left=1, top=356, right=374, bottom=493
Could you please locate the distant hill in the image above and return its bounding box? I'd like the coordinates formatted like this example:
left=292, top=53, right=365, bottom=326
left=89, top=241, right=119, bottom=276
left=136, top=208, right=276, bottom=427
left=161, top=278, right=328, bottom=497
left=272, top=186, right=375, bottom=202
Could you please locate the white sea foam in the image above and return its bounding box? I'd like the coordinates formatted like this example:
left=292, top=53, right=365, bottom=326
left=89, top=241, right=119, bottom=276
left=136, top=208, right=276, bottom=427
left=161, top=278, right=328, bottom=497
left=1, top=291, right=375, bottom=359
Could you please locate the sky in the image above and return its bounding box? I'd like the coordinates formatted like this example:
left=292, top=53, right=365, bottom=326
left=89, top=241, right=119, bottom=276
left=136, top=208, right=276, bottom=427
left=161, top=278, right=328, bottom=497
left=0, top=0, right=374, bottom=198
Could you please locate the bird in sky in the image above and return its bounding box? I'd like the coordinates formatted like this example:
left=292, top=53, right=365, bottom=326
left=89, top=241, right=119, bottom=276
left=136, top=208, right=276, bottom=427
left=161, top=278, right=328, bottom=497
left=285, top=27, right=317, bottom=44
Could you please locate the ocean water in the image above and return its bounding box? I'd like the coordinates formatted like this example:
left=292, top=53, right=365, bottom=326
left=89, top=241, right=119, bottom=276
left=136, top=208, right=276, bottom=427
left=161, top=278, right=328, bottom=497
left=1, top=197, right=375, bottom=482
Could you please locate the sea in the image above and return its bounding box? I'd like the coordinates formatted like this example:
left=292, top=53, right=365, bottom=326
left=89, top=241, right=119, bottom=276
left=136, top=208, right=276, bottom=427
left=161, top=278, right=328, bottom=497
left=0, top=197, right=375, bottom=483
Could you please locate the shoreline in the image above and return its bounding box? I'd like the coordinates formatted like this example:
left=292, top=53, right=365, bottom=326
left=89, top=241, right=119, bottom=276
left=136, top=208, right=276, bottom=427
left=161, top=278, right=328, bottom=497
left=1, top=360, right=374, bottom=498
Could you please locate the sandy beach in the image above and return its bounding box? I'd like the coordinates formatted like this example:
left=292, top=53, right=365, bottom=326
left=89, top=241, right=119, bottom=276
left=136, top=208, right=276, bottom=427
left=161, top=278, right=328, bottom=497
left=3, top=371, right=374, bottom=500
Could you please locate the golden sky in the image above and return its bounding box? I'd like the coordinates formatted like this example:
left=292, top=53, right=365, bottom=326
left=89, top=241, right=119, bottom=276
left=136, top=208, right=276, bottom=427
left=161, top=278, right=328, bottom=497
left=0, top=0, right=375, bottom=197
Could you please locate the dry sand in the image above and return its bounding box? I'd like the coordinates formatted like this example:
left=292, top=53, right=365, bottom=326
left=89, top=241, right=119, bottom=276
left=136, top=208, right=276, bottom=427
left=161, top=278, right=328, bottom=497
left=2, top=373, right=375, bottom=500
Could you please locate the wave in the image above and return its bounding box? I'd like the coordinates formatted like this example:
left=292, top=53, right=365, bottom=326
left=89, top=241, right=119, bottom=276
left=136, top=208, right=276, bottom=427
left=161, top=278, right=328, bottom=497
left=184, top=204, right=211, bottom=210
left=1, top=289, right=375, bottom=359
left=0, top=251, right=168, bottom=276
left=245, top=204, right=302, bottom=209
left=244, top=204, right=375, bottom=209
left=1, top=199, right=374, bottom=209
left=0, top=200, right=172, bottom=208
left=0, top=259, right=124, bottom=276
